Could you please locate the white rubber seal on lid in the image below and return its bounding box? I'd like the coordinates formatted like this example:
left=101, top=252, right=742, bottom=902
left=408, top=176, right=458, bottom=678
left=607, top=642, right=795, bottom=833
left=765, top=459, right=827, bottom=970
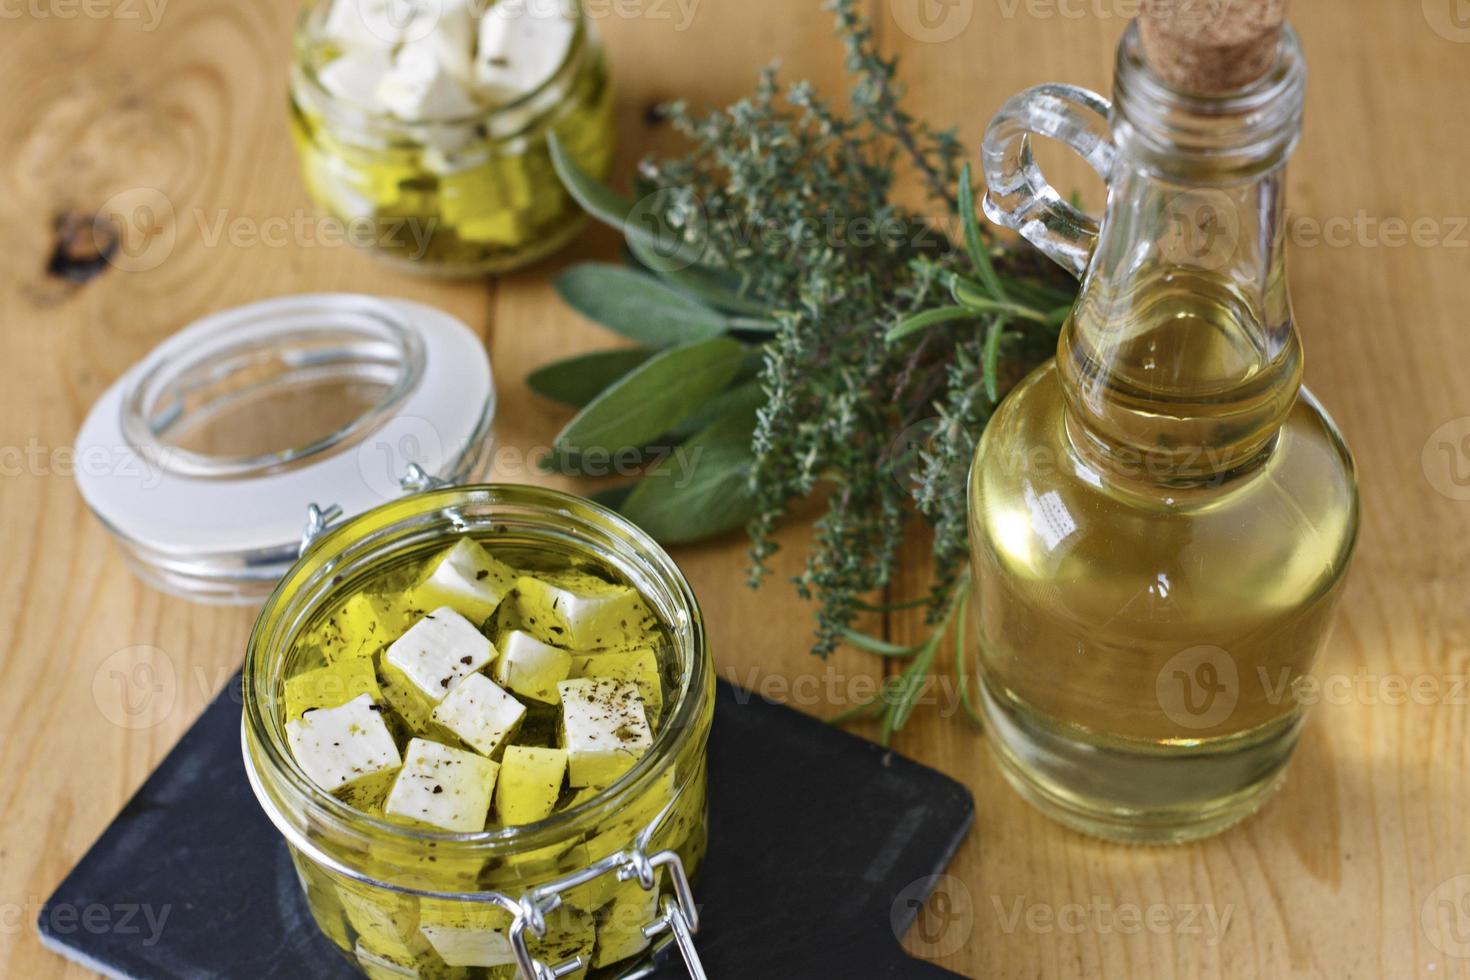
left=75, top=293, right=495, bottom=603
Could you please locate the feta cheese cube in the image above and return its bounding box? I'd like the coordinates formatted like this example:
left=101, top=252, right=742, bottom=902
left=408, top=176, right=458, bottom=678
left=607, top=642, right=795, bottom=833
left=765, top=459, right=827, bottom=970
left=430, top=672, right=525, bottom=757
left=418, top=900, right=515, bottom=968
left=418, top=928, right=512, bottom=970
left=495, top=745, right=567, bottom=825
left=531, top=906, right=596, bottom=976
left=491, top=629, right=572, bottom=704
left=333, top=766, right=398, bottom=815
left=414, top=0, right=478, bottom=83
left=385, top=607, right=494, bottom=703
left=414, top=538, right=518, bottom=624
left=568, top=647, right=663, bottom=718
left=375, top=653, right=439, bottom=736
left=353, top=940, right=421, bottom=979
left=298, top=151, right=378, bottom=222
left=336, top=878, right=423, bottom=962
left=559, top=847, right=618, bottom=912
left=377, top=42, right=479, bottom=122
left=592, top=878, right=659, bottom=967
left=286, top=694, right=402, bottom=794
left=322, top=0, right=436, bottom=49
left=316, top=50, right=394, bottom=109
left=385, top=738, right=498, bottom=832
left=515, top=572, right=657, bottom=651
left=583, top=768, right=677, bottom=845
left=473, top=0, right=577, bottom=103
left=419, top=900, right=592, bottom=971
left=283, top=657, right=382, bottom=721
left=317, top=590, right=418, bottom=663
left=558, top=679, right=654, bottom=789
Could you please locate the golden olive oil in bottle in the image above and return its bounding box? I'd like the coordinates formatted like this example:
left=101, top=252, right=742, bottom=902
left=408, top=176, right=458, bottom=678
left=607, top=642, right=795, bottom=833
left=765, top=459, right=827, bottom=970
left=968, top=6, right=1359, bottom=842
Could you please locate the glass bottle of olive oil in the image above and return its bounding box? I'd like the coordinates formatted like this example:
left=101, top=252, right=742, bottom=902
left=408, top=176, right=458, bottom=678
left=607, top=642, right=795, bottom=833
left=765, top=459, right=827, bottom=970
left=969, top=11, right=1359, bottom=842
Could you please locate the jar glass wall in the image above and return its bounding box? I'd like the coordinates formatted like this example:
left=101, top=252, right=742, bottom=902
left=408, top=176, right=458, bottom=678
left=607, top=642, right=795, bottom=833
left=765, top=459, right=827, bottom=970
left=288, top=1, right=616, bottom=276
left=243, top=486, right=712, bottom=977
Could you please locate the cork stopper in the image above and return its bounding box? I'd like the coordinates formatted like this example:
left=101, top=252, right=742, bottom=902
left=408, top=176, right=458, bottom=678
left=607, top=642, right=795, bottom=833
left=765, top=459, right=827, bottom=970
left=1138, top=0, right=1287, bottom=94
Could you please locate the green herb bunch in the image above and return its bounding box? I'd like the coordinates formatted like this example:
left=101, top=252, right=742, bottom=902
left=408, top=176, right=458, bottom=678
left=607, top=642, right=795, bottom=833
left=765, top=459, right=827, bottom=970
left=536, top=0, right=1076, bottom=740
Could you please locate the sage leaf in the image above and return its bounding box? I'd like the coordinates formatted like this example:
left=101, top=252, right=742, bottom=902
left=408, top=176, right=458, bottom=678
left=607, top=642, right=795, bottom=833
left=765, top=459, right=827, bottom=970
left=959, top=162, right=1008, bottom=302
left=555, top=264, right=730, bottom=347
left=886, top=305, right=975, bottom=343
left=547, top=134, right=638, bottom=229
left=669, top=379, right=765, bottom=440
left=618, top=405, right=759, bottom=544
left=724, top=316, right=781, bottom=335
left=591, top=483, right=635, bottom=510
left=527, top=348, right=654, bottom=407
left=555, top=337, right=746, bottom=455
left=549, top=135, right=711, bottom=270
left=627, top=238, right=771, bottom=316
left=537, top=445, right=663, bottom=477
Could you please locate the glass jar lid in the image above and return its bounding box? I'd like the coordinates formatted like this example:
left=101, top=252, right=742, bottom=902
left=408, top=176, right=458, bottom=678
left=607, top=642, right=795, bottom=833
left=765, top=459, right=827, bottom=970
left=75, top=293, right=494, bottom=603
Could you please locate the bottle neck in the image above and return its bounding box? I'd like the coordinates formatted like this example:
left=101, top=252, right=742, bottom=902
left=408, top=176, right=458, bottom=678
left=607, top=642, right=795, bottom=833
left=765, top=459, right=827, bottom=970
left=1059, top=22, right=1306, bottom=486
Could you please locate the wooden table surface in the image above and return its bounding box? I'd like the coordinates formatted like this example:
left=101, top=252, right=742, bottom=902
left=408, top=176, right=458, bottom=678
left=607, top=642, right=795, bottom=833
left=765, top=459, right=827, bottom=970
left=2, top=0, right=1468, bottom=977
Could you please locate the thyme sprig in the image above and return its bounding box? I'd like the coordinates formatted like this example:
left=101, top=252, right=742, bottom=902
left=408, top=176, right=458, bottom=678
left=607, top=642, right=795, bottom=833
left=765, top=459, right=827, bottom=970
left=534, top=0, right=1076, bottom=741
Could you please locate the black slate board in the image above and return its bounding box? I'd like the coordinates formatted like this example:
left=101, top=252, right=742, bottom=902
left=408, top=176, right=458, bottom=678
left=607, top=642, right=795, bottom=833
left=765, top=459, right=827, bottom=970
left=39, top=677, right=974, bottom=979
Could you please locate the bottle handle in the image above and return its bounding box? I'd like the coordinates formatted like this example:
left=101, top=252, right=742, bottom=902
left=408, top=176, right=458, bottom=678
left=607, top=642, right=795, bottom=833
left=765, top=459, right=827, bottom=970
left=981, top=83, right=1115, bottom=280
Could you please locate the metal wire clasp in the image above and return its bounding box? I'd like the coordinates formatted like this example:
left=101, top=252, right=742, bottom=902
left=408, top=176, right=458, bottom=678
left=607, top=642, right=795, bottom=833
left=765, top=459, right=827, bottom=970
left=505, top=789, right=706, bottom=980
left=297, top=463, right=453, bottom=556
left=505, top=846, right=704, bottom=980
left=298, top=502, right=343, bottom=556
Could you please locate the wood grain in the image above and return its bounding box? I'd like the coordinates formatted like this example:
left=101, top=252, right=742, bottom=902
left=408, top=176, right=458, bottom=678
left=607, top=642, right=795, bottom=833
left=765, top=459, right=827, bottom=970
left=0, top=0, right=1466, bottom=978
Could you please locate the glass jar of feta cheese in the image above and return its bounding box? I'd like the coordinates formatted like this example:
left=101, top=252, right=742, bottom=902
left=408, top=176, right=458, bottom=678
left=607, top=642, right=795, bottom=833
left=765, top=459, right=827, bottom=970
left=289, top=0, right=615, bottom=276
left=242, top=485, right=712, bottom=978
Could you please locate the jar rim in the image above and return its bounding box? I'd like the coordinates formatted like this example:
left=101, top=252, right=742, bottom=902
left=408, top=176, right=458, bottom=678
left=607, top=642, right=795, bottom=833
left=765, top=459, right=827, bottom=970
left=291, top=0, right=591, bottom=137
left=120, top=295, right=424, bottom=481
left=242, top=483, right=710, bottom=858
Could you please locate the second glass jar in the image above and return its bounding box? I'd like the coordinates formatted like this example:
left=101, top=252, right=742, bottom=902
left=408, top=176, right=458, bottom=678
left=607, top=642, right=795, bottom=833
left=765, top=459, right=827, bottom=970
left=288, top=0, right=616, bottom=276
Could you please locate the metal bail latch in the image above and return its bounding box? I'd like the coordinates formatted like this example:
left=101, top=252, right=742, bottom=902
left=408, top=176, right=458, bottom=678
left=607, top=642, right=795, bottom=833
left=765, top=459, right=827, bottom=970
left=506, top=846, right=705, bottom=980
left=298, top=502, right=343, bottom=557
left=505, top=786, right=707, bottom=980
left=636, top=851, right=705, bottom=980
left=399, top=461, right=451, bottom=493
left=297, top=463, right=454, bottom=556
